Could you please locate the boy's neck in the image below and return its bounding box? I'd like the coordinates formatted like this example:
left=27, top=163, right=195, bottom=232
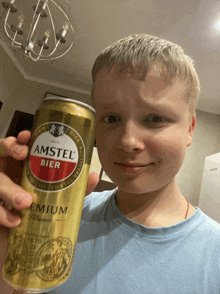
left=115, top=179, right=196, bottom=228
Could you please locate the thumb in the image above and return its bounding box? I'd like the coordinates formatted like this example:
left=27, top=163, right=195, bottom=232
left=86, top=172, right=100, bottom=196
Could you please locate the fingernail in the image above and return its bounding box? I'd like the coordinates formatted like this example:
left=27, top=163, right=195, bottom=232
left=15, top=193, right=31, bottom=206
left=8, top=214, right=21, bottom=226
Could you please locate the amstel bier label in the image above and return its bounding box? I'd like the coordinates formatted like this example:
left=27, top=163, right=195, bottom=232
left=26, top=122, right=85, bottom=192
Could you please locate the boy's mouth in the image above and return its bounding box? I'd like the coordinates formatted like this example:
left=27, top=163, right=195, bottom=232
left=114, top=162, right=153, bottom=174
left=116, top=162, right=145, bottom=167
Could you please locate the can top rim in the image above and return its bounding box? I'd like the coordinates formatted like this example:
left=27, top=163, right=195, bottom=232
left=44, top=97, right=95, bottom=113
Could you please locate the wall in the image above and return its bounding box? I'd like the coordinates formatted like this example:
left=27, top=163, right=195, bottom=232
left=1, top=46, right=220, bottom=207
left=0, top=45, right=24, bottom=138
left=176, top=110, right=220, bottom=207
left=0, top=45, right=92, bottom=138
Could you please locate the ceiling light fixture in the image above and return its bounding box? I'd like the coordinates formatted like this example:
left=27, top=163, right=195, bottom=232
left=0, top=0, right=74, bottom=61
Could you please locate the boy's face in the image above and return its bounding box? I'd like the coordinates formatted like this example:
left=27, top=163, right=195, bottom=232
left=92, top=66, right=196, bottom=195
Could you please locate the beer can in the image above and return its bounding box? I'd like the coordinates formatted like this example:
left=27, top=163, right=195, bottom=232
left=3, top=97, right=96, bottom=293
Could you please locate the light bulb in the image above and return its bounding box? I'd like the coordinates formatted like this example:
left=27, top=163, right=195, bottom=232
left=18, top=15, right=23, bottom=22
left=44, top=30, right=50, bottom=38
left=42, top=0, right=49, bottom=10
left=62, top=22, right=69, bottom=31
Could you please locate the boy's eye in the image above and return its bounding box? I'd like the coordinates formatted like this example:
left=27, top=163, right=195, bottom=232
left=145, top=116, right=167, bottom=124
left=102, top=115, right=120, bottom=124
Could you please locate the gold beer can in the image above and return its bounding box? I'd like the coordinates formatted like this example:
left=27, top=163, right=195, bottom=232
left=3, top=97, right=96, bottom=293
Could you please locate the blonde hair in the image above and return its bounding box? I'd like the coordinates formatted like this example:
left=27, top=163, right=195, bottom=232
left=92, top=34, right=200, bottom=118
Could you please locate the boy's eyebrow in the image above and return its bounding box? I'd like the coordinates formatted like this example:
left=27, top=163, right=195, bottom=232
left=96, top=100, right=181, bottom=119
left=95, top=101, right=119, bottom=109
left=97, top=96, right=172, bottom=108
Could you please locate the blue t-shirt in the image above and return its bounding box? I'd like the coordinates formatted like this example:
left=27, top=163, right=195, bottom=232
left=49, top=189, right=220, bottom=294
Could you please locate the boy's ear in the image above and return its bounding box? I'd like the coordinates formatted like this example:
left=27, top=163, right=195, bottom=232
left=187, top=115, right=196, bottom=147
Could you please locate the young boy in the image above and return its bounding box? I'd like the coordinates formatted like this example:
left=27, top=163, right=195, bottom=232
left=1, top=34, right=220, bottom=293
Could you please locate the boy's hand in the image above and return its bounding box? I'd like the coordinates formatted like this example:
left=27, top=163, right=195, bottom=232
left=0, top=131, right=32, bottom=228
left=0, top=131, right=33, bottom=293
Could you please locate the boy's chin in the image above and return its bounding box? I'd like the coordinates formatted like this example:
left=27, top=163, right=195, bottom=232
left=115, top=179, right=175, bottom=196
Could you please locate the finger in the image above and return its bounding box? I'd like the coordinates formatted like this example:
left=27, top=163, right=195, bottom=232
left=0, top=205, right=21, bottom=228
left=86, top=172, right=99, bottom=196
left=0, top=136, right=29, bottom=161
left=0, top=172, right=33, bottom=211
left=17, top=130, right=31, bottom=144
left=0, top=130, right=31, bottom=158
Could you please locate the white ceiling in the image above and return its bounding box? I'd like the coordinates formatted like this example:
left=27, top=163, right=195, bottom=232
left=1, top=0, right=220, bottom=114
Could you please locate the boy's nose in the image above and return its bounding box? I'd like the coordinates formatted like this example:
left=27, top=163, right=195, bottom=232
left=118, top=122, right=145, bottom=154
